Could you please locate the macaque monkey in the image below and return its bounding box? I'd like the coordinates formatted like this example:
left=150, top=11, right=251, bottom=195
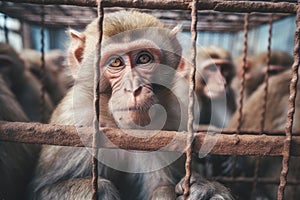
left=29, top=11, right=233, bottom=200
left=178, top=45, right=237, bottom=128
left=231, top=51, right=293, bottom=104
left=228, top=69, right=300, bottom=199
left=20, top=49, right=73, bottom=105
left=0, top=43, right=54, bottom=122
left=0, top=75, right=40, bottom=200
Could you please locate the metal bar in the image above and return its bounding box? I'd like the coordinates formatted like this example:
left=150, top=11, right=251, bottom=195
left=237, top=13, right=249, bottom=133
left=183, top=0, right=197, bottom=199
left=233, top=13, right=249, bottom=179
left=39, top=5, right=46, bottom=123
left=1, top=121, right=300, bottom=156
left=277, top=1, right=300, bottom=199
left=0, top=0, right=297, bottom=13
left=260, top=14, right=273, bottom=133
left=252, top=12, right=274, bottom=199
left=214, top=176, right=300, bottom=185
left=91, top=1, right=104, bottom=199
left=3, top=14, right=9, bottom=43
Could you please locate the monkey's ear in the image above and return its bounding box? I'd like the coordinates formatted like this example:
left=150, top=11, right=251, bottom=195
left=68, top=29, right=86, bottom=77
left=177, top=57, right=186, bottom=72
left=170, top=24, right=182, bottom=37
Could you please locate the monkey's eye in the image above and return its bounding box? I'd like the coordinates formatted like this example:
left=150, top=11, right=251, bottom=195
left=268, top=69, right=279, bottom=76
left=109, top=57, right=124, bottom=68
left=136, top=52, right=153, bottom=65
left=205, top=65, right=218, bottom=71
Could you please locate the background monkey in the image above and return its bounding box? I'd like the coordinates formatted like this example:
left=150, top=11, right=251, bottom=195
left=0, top=43, right=54, bottom=122
left=0, top=75, right=40, bottom=200
left=20, top=49, right=73, bottom=105
left=29, top=11, right=233, bottom=200
left=231, top=51, right=293, bottom=104
left=178, top=45, right=237, bottom=128
left=228, top=69, right=300, bottom=199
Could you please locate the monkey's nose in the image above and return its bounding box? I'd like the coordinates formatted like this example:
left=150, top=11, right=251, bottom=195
left=124, top=83, right=142, bottom=97
left=133, top=86, right=142, bottom=97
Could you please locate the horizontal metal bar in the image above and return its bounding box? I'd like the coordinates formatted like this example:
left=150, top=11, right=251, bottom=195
left=1, top=121, right=300, bottom=156
left=0, top=0, right=297, bottom=13
left=214, top=176, right=300, bottom=185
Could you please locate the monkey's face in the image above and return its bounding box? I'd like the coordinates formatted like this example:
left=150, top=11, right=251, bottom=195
left=196, top=60, right=229, bottom=100
left=100, top=28, right=182, bottom=129
left=0, top=53, right=24, bottom=88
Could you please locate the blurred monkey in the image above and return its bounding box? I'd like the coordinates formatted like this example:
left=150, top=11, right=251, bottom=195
left=178, top=45, right=237, bottom=128
left=231, top=51, right=293, bottom=104
left=0, top=43, right=54, bottom=122
left=228, top=69, right=300, bottom=199
left=0, top=75, right=40, bottom=200
left=20, top=49, right=73, bottom=105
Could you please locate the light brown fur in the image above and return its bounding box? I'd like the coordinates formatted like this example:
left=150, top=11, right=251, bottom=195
left=231, top=51, right=293, bottom=104
left=228, top=69, right=300, bottom=199
left=0, top=76, right=40, bottom=200
left=0, top=43, right=54, bottom=122
left=30, top=11, right=233, bottom=200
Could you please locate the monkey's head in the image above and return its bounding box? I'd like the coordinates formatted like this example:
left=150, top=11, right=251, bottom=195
left=237, top=51, right=293, bottom=96
left=0, top=42, right=25, bottom=88
left=68, top=11, right=183, bottom=129
left=196, top=45, right=235, bottom=99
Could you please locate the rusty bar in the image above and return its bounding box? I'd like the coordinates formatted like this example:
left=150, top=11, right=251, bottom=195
left=252, top=12, right=274, bottom=199
left=260, top=14, right=273, bottom=132
left=0, top=0, right=297, bottom=13
left=3, top=14, right=9, bottom=43
left=251, top=157, right=260, bottom=198
left=214, top=177, right=300, bottom=185
left=237, top=13, right=249, bottom=132
left=277, top=1, right=300, bottom=199
left=233, top=13, right=249, bottom=179
left=91, top=1, right=104, bottom=199
left=39, top=5, right=46, bottom=123
left=183, top=0, right=197, bottom=199
left=1, top=121, right=300, bottom=156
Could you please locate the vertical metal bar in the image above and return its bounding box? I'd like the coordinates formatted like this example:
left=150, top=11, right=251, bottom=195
left=231, top=13, right=249, bottom=180
left=237, top=13, right=249, bottom=133
left=252, top=13, right=273, bottom=198
left=260, top=13, right=273, bottom=132
left=277, top=3, right=300, bottom=199
left=92, top=0, right=104, bottom=199
left=39, top=5, right=46, bottom=123
left=183, top=0, right=197, bottom=199
left=4, top=14, right=9, bottom=43
left=251, top=157, right=260, bottom=198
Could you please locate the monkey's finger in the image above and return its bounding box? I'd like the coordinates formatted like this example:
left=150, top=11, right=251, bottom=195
left=151, top=185, right=175, bottom=200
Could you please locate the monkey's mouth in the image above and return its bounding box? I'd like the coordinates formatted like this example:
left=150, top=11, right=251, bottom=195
left=205, top=90, right=224, bottom=99
left=112, top=104, right=157, bottom=127
left=113, top=104, right=152, bottom=112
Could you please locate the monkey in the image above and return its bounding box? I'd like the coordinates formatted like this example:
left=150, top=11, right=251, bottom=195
left=0, top=42, right=54, bottom=122
left=192, top=46, right=241, bottom=179
left=20, top=49, right=73, bottom=105
left=231, top=51, right=293, bottom=105
left=178, top=45, right=237, bottom=128
left=29, top=11, right=234, bottom=200
left=0, top=75, right=41, bottom=200
left=196, top=46, right=237, bottom=128
left=227, top=69, right=300, bottom=200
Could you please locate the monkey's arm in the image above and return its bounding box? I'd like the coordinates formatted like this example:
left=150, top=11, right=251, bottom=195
left=31, top=177, right=120, bottom=200
left=175, top=172, right=234, bottom=200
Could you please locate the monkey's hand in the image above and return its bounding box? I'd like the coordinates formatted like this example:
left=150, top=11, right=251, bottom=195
left=151, top=185, right=176, bottom=200
left=175, top=173, right=234, bottom=200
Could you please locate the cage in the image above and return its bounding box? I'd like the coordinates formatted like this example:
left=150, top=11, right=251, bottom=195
left=0, top=0, right=299, bottom=200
